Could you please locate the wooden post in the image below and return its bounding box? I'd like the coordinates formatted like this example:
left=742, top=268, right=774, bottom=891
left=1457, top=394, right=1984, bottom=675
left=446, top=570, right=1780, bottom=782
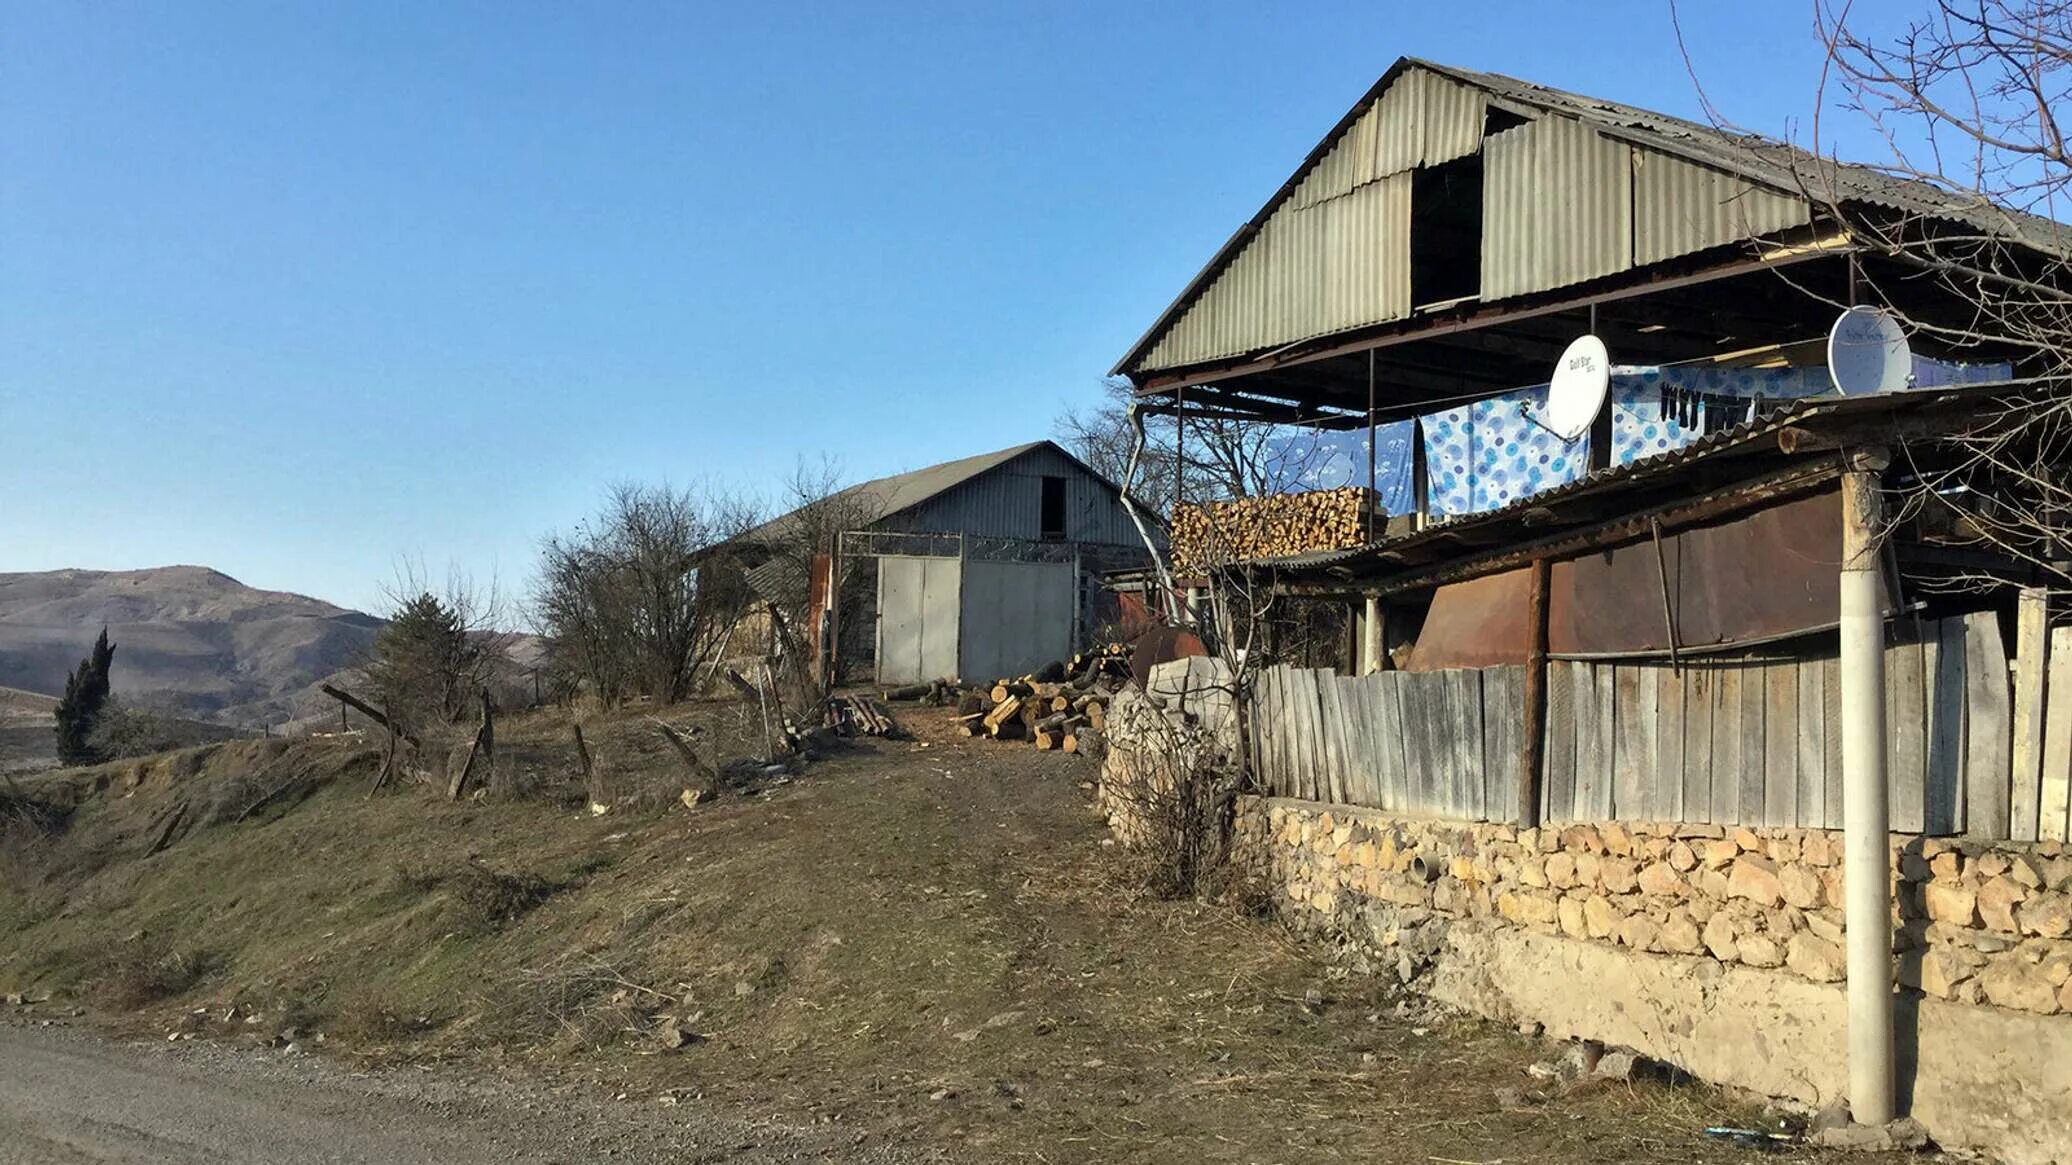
left=480, top=688, right=496, bottom=794
left=573, top=722, right=602, bottom=808
left=1518, top=557, right=1550, bottom=828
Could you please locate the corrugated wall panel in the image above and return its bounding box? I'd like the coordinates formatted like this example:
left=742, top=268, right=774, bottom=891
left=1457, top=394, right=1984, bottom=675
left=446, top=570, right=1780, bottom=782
left=1145, top=172, right=1410, bottom=370
left=1634, top=150, right=1810, bottom=265
left=1370, top=68, right=1483, bottom=178
left=1481, top=116, right=1633, bottom=301
left=880, top=447, right=1146, bottom=547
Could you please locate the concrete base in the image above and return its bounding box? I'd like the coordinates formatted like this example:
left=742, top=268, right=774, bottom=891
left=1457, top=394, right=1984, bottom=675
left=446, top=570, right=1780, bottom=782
left=1429, top=921, right=2072, bottom=1165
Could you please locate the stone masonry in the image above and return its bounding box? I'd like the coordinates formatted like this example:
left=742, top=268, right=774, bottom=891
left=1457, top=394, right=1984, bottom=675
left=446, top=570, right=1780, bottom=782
left=1234, top=796, right=2072, bottom=1017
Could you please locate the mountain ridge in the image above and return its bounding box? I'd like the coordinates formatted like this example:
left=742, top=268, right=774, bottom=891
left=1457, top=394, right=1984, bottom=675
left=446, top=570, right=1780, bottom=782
left=0, top=565, right=381, bottom=729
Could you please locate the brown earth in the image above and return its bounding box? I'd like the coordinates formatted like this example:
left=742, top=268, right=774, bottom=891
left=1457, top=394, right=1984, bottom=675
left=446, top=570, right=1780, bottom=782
left=0, top=700, right=1882, bottom=1163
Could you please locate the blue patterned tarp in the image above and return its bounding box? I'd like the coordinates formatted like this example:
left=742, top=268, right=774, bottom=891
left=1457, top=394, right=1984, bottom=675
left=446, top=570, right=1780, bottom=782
left=1272, top=358, right=2009, bottom=520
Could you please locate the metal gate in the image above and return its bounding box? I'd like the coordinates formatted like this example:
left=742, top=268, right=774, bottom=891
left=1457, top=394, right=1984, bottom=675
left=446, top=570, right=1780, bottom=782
left=875, top=555, right=962, bottom=684
left=959, top=559, right=1075, bottom=682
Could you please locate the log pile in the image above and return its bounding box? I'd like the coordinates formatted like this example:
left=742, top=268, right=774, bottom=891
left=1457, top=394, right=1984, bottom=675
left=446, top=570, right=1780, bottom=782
left=952, top=644, right=1132, bottom=754
left=1170, top=486, right=1378, bottom=573
left=826, top=694, right=902, bottom=738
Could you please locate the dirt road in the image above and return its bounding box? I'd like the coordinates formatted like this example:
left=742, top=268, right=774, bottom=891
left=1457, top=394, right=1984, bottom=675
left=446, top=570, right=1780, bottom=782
left=0, top=1021, right=932, bottom=1164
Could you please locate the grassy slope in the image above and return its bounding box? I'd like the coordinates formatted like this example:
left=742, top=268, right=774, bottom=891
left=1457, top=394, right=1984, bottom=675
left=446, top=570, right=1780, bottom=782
left=0, top=704, right=1831, bottom=1165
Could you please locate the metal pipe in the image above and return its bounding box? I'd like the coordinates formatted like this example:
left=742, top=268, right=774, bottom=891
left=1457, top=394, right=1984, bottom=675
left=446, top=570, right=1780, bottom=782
left=1839, top=454, right=1894, bottom=1125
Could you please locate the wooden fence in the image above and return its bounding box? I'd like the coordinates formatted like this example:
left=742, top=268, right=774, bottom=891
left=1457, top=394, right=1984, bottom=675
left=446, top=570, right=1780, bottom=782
left=1251, top=610, right=2072, bottom=841
left=1251, top=665, right=1523, bottom=821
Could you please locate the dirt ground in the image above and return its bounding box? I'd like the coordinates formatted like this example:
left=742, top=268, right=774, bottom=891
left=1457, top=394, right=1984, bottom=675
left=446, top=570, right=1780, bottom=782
left=0, top=700, right=1889, bottom=1164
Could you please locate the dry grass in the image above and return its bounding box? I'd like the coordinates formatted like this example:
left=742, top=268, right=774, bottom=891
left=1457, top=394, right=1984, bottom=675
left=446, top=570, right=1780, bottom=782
left=86, top=942, right=220, bottom=1011
left=0, top=701, right=1867, bottom=1164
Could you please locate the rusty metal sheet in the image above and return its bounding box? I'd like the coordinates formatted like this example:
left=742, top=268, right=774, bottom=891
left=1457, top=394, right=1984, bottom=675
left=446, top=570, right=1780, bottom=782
left=1550, top=489, right=1848, bottom=655
left=1405, top=568, right=1534, bottom=670
left=1406, top=488, right=1881, bottom=666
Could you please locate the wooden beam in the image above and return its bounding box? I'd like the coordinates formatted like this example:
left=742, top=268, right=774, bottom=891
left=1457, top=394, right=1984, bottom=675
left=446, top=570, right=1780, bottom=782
left=1519, top=558, right=1549, bottom=829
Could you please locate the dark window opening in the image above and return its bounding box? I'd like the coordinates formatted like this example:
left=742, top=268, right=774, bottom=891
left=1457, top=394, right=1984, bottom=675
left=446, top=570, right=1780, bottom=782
left=1039, top=476, right=1067, bottom=540
left=1410, top=154, right=1483, bottom=307
left=1483, top=105, right=1531, bottom=136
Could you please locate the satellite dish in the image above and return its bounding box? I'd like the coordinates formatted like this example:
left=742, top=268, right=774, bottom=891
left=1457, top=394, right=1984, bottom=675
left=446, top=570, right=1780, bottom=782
left=1828, top=306, right=1912, bottom=395
left=1541, top=335, right=1611, bottom=442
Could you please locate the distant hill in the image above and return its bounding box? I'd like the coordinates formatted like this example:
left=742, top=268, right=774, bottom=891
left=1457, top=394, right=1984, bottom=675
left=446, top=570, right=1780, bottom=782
left=0, top=567, right=383, bottom=730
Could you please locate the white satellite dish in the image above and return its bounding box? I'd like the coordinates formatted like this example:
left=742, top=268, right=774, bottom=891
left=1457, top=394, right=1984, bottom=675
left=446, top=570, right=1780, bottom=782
left=1541, top=334, right=1611, bottom=442
left=1827, top=306, right=1913, bottom=396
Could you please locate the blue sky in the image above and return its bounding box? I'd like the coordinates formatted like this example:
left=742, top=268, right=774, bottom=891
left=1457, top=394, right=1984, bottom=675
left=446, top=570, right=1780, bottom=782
left=1, top=1, right=1910, bottom=614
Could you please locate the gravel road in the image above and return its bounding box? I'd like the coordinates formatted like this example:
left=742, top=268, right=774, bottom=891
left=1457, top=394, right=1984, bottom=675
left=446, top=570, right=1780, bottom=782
left=0, top=1020, right=935, bottom=1164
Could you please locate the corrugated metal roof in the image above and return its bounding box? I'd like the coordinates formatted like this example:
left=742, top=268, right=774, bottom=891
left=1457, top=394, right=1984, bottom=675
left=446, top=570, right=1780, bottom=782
left=717, top=440, right=1152, bottom=552
left=1418, top=59, right=2067, bottom=254
left=1116, top=58, right=2068, bottom=378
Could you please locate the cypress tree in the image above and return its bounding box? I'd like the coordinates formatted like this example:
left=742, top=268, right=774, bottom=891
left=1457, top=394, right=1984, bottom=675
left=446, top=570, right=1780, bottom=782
left=53, top=627, right=116, bottom=766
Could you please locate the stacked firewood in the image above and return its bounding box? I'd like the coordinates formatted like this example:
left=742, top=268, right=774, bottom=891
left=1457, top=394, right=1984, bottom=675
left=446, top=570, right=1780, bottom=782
left=949, top=643, right=1133, bottom=753
left=1170, top=486, right=1379, bottom=573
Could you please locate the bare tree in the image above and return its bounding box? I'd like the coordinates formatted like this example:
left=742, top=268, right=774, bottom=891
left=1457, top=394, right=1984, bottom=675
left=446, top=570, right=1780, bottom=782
left=1806, top=0, right=2072, bottom=592
left=1055, top=377, right=1332, bottom=511
left=1678, top=1, right=2072, bottom=593
left=534, top=482, right=763, bottom=707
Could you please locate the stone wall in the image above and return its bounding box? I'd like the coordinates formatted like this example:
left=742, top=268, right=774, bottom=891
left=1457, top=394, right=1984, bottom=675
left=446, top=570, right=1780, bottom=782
left=1214, top=794, right=2072, bottom=1163
left=1237, top=797, right=2072, bottom=1014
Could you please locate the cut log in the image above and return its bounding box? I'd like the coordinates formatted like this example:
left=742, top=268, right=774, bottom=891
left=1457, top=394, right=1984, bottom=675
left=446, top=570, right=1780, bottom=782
left=882, top=683, right=933, bottom=701
left=956, top=690, right=987, bottom=716
left=989, top=681, right=1033, bottom=704
left=982, top=695, right=1023, bottom=733
left=1033, top=729, right=1063, bottom=750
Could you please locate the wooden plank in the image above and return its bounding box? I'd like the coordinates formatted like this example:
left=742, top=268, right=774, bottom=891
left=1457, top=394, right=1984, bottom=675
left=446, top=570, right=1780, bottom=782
left=1482, top=667, right=1523, bottom=824
left=1267, top=668, right=1293, bottom=799
left=1326, top=670, right=1355, bottom=805
left=1372, top=673, right=1403, bottom=812
left=1962, top=611, right=2012, bottom=841
left=2041, top=627, right=2072, bottom=843
left=1681, top=666, right=1714, bottom=824
left=1409, top=672, right=1441, bottom=816
left=1710, top=666, right=1743, bottom=825
left=1653, top=664, right=1685, bottom=825
left=1451, top=668, right=1485, bottom=820
left=1887, top=633, right=1927, bottom=835
left=1925, top=617, right=1967, bottom=836
left=1336, top=675, right=1374, bottom=808
left=1763, top=661, right=1798, bottom=828
left=1543, top=662, right=1577, bottom=822
left=1796, top=657, right=1827, bottom=829
left=1735, top=664, right=1766, bottom=827
left=1316, top=669, right=1342, bottom=805
left=1822, top=655, right=1845, bottom=830
left=1610, top=665, right=1648, bottom=821
left=1572, top=664, right=1606, bottom=821
left=1284, top=669, right=1313, bottom=801
left=1264, top=668, right=1289, bottom=797
left=2011, top=588, right=2048, bottom=841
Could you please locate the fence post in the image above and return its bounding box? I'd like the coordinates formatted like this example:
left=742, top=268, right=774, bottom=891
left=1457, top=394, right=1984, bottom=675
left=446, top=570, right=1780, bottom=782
left=1518, top=558, right=1550, bottom=828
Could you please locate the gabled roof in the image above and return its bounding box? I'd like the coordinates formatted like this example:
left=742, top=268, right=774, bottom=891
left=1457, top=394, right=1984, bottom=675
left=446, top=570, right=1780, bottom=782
left=723, top=439, right=1140, bottom=551
left=1115, top=57, right=2068, bottom=381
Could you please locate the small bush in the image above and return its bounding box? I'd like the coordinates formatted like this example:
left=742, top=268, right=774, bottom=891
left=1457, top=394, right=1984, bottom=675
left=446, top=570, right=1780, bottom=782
left=445, top=863, right=556, bottom=934
left=90, top=944, right=219, bottom=1010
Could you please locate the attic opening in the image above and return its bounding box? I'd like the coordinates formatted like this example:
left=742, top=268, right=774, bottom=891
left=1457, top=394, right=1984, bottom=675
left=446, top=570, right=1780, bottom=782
left=1409, top=153, right=1483, bottom=308
left=1039, top=476, right=1067, bottom=540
